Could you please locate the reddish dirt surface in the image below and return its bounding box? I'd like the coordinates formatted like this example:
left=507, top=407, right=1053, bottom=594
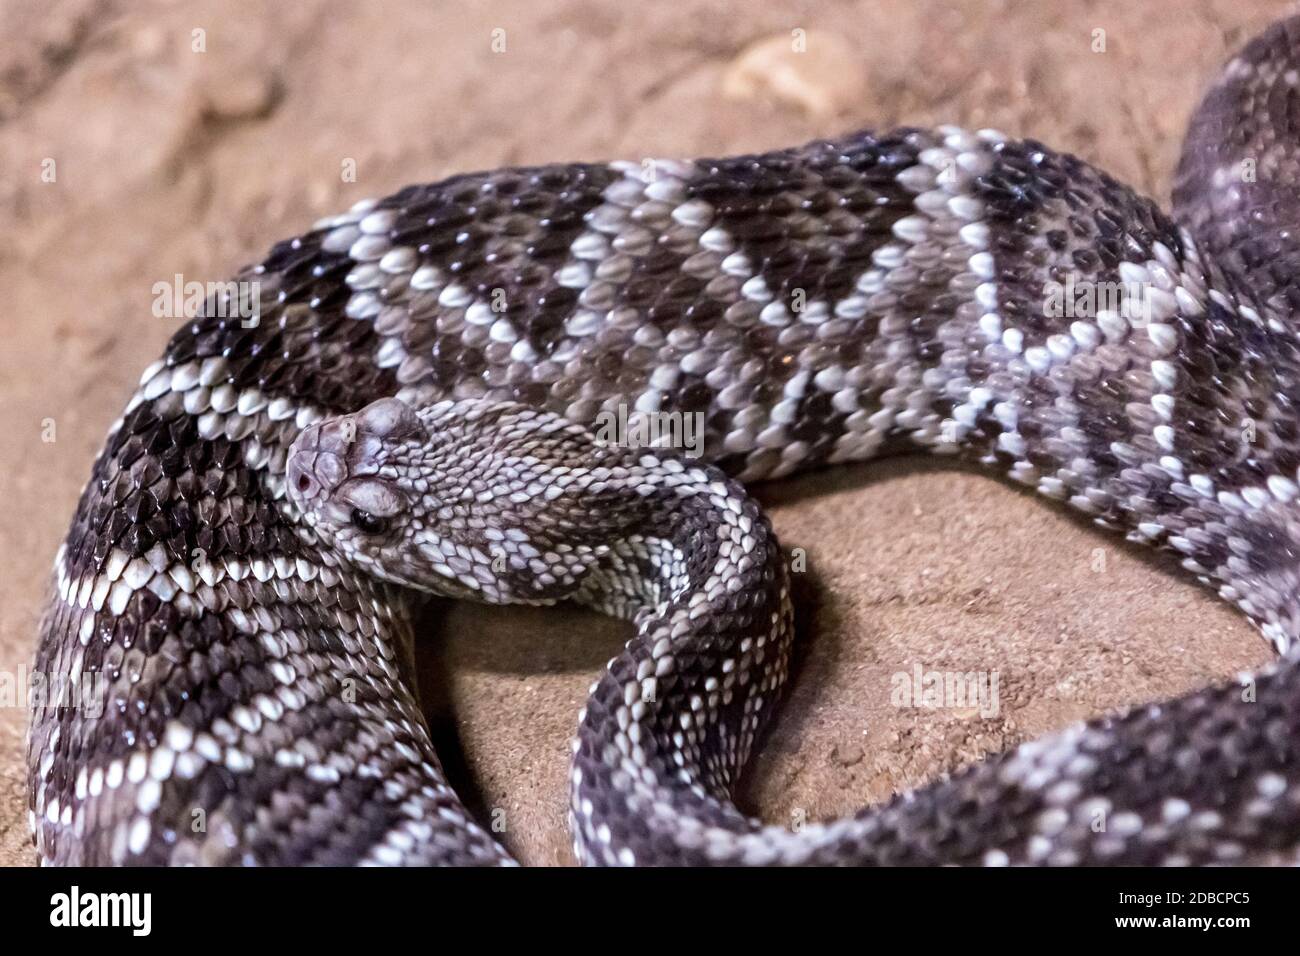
left=0, top=0, right=1289, bottom=865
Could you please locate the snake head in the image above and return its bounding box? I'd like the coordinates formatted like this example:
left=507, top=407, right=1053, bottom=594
left=288, top=397, right=427, bottom=520
left=286, top=396, right=633, bottom=604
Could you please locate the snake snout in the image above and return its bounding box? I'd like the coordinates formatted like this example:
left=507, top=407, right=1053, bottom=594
left=286, top=452, right=326, bottom=508
left=287, top=419, right=355, bottom=511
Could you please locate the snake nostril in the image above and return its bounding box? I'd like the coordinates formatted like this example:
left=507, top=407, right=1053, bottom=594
left=297, top=474, right=312, bottom=492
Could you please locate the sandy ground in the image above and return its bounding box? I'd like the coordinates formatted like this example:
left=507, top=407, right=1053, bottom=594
left=0, top=0, right=1291, bottom=866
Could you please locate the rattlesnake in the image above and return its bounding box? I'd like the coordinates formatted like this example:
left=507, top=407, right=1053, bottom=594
left=28, top=15, right=1300, bottom=865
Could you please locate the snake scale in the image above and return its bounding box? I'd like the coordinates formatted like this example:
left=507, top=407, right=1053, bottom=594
left=27, top=15, right=1300, bottom=866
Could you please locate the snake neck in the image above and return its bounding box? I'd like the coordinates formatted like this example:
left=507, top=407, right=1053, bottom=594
left=568, top=463, right=795, bottom=865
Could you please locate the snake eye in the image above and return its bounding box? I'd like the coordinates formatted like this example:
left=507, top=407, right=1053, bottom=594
left=350, top=508, right=389, bottom=535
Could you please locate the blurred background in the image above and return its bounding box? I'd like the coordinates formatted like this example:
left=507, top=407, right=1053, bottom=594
left=0, top=0, right=1289, bottom=865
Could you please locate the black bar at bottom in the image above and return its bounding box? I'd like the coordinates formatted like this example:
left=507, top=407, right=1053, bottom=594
left=0, top=865, right=1279, bottom=941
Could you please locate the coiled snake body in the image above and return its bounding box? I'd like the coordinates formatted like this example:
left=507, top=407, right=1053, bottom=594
left=28, top=16, right=1300, bottom=865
